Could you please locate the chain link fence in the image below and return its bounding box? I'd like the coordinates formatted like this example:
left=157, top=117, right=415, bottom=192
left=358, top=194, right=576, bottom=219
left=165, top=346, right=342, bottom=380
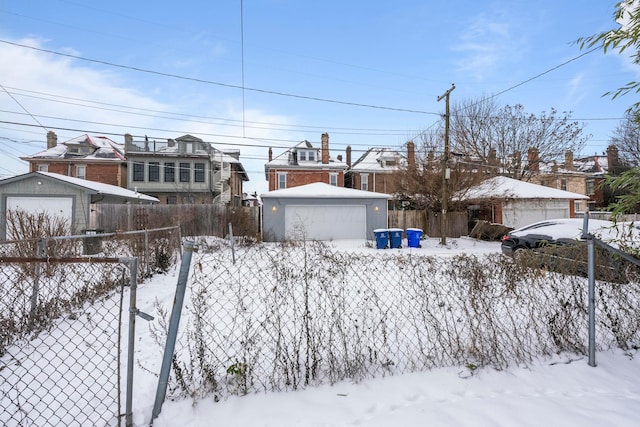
left=154, top=240, right=640, bottom=403
left=0, top=255, right=133, bottom=426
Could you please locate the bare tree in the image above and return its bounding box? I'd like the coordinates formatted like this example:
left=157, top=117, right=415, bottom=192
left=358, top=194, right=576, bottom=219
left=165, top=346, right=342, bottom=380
left=450, top=98, right=589, bottom=180
left=394, top=133, right=484, bottom=211
left=611, top=111, right=640, bottom=166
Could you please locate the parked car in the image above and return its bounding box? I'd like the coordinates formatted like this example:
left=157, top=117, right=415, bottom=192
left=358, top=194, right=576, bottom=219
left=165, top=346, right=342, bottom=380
left=500, top=218, right=614, bottom=255
left=501, top=218, right=640, bottom=283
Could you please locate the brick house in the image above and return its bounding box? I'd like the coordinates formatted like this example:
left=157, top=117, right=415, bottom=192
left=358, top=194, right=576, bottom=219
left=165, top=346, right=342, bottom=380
left=125, top=134, right=248, bottom=205
left=345, top=141, right=414, bottom=194
left=264, top=133, right=348, bottom=191
left=21, top=131, right=127, bottom=187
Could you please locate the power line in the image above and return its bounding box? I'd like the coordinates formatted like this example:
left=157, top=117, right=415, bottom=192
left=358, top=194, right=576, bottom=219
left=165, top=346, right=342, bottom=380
left=0, top=39, right=440, bottom=116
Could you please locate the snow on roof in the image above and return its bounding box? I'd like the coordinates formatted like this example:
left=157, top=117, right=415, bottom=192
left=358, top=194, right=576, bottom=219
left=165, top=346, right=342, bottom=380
left=350, top=148, right=406, bottom=172
left=35, top=172, right=158, bottom=202
left=266, top=140, right=347, bottom=169
left=261, top=182, right=391, bottom=199
left=463, top=176, right=589, bottom=200
left=25, top=134, right=125, bottom=160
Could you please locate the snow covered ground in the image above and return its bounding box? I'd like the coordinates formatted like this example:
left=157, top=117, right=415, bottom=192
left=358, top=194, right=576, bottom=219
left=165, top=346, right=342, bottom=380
left=129, top=237, right=640, bottom=427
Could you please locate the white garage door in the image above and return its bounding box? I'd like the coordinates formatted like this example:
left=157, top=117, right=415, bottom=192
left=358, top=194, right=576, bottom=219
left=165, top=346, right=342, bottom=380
left=285, top=205, right=366, bottom=240
left=6, top=196, right=73, bottom=238
left=503, top=200, right=570, bottom=229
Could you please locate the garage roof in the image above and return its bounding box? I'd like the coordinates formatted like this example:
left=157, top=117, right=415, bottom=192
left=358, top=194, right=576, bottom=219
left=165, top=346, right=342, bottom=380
left=1, top=172, right=159, bottom=203
left=463, top=176, right=590, bottom=201
left=261, top=182, right=391, bottom=199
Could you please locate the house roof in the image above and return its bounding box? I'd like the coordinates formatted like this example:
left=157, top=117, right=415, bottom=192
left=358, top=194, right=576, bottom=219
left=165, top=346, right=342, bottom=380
left=261, top=182, right=391, bottom=199
left=1, top=172, right=159, bottom=203
left=349, top=148, right=406, bottom=173
left=265, top=140, right=348, bottom=170
left=23, top=134, right=125, bottom=161
left=463, top=176, right=589, bottom=201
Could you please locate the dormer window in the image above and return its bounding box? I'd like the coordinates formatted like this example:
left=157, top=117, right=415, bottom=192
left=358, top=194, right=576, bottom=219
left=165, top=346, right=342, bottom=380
left=297, top=149, right=316, bottom=162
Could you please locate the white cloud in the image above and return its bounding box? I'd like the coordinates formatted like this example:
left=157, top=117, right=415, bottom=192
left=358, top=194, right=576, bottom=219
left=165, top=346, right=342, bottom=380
left=0, top=37, right=294, bottom=192
left=452, top=12, right=522, bottom=81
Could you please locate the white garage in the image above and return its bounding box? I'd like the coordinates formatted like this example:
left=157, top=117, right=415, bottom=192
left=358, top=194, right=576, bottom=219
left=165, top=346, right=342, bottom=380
left=464, top=176, right=590, bottom=230
left=0, top=171, right=158, bottom=240
left=261, top=182, right=390, bottom=242
left=285, top=205, right=366, bottom=240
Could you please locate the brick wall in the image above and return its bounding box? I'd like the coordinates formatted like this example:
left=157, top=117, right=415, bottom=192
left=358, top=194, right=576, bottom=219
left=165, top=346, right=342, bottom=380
left=268, top=169, right=344, bottom=191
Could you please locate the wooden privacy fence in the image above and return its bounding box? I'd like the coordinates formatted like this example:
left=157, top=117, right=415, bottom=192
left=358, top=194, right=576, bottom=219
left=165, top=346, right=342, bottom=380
left=94, top=205, right=467, bottom=239
left=388, top=210, right=469, bottom=238
left=93, top=204, right=261, bottom=237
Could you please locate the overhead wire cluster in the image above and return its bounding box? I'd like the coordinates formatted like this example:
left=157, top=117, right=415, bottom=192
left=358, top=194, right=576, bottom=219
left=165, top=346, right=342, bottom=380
left=0, top=17, right=616, bottom=175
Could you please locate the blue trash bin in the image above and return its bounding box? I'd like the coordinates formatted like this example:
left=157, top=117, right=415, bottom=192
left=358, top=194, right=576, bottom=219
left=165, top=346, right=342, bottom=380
left=373, top=229, right=389, bottom=249
left=389, top=228, right=403, bottom=249
left=406, top=228, right=423, bottom=248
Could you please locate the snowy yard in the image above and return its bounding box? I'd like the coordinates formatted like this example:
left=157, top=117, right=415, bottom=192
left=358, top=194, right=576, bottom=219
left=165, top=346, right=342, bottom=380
left=142, top=237, right=640, bottom=426
left=3, top=236, right=640, bottom=426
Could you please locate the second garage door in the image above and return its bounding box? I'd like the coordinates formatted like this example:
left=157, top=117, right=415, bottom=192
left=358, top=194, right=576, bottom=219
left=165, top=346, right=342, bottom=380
left=285, top=205, right=366, bottom=240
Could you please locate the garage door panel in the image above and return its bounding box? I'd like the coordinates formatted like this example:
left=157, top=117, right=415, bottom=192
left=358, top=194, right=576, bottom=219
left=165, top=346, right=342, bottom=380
left=285, top=205, right=366, bottom=240
left=6, top=196, right=73, bottom=239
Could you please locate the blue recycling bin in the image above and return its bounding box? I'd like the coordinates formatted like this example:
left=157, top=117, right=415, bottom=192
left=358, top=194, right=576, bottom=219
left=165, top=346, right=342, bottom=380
left=406, top=228, right=423, bottom=248
left=389, top=228, right=403, bottom=249
left=373, top=229, right=389, bottom=249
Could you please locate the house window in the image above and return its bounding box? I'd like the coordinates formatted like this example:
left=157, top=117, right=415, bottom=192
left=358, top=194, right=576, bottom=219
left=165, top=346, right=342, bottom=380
left=38, top=164, right=48, bottom=172
left=277, top=172, right=287, bottom=189
left=194, top=163, right=205, bottom=182
left=164, top=162, right=175, bottom=182
left=133, top=162, right=144, bottom=182
left=148, top=162, right=160, bottom=182
left=308, top=151, right=316, bottom=162
left=167, top=195, right=177, bottom=205
left=299, top=151, right=307, bottom=161
left=586, top=179, right=595, bottom=196
left=574, top=200, right=583, bottom=213
left=76, top=165, right=86, bottom=180
left=179, top=163, right=190, bottom=182
left=360, top=173, right=369, bottom=191
left=560, top=178, right=567, bottom=191
left=329, top=173, right=338, bottom=186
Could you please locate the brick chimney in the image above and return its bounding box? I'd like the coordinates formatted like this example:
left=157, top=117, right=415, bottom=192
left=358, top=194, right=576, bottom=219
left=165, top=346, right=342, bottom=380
left=407, top=141, right=415, bottom=166
left=565, top=150, right=574, bottom=171
left=488, top=147, right=497, bottom=165
left=321, top=133, right=329, bottom=164
left=346, top=145, right=352, bottom=167
left=527, top=147, right=539, bottom=172
left=167, top=138, right=175, bottom=148
left=607, top=145, right=619, bottom=170
left=46, top=131, right=57, bottom=149
left=124, top=133, right=134, bottom=152
left=268, top=147, right=273, bottom=162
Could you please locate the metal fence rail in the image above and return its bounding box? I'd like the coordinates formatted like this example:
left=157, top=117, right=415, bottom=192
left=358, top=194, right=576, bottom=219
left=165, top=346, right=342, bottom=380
left=0, top=256, right=136, bottom=427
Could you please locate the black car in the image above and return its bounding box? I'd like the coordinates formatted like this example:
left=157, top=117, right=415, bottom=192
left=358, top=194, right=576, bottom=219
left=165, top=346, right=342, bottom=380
left=501, top=218, right=640, bottom=283
left=500, top=218, right=614, bottom=255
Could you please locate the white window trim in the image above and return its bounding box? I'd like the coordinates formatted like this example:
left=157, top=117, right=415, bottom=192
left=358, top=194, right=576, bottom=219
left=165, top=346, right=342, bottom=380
left=37, top=164, right=49, bottom=172
left=360, top=173, right=369, bottom=191
left=329, top=173, right=338, bottom=186
left=76, top=165, right=86, bottom=180
left=277, top=172, right=287, bottom=189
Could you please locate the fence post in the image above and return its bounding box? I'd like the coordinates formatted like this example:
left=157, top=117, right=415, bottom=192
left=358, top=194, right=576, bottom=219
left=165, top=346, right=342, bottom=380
left=28, top=238, right=45, bottom=331
left=144, top=230, right=150, bottom=277
left=229, top=222, right=236, bottom=264
left=151, top=240, right=196, bottom=422
left=125, top=257, right=139, bottom=427
left=582, top=211, right=597, bottom=367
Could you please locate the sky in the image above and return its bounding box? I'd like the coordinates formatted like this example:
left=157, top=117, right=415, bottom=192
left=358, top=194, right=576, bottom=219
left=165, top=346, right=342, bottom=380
left=0, top=0, right=637, bottom=194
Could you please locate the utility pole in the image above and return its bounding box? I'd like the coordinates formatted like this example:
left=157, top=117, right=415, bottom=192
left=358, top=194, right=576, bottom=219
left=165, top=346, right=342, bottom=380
left=437, top=84, right=455, bottom=246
